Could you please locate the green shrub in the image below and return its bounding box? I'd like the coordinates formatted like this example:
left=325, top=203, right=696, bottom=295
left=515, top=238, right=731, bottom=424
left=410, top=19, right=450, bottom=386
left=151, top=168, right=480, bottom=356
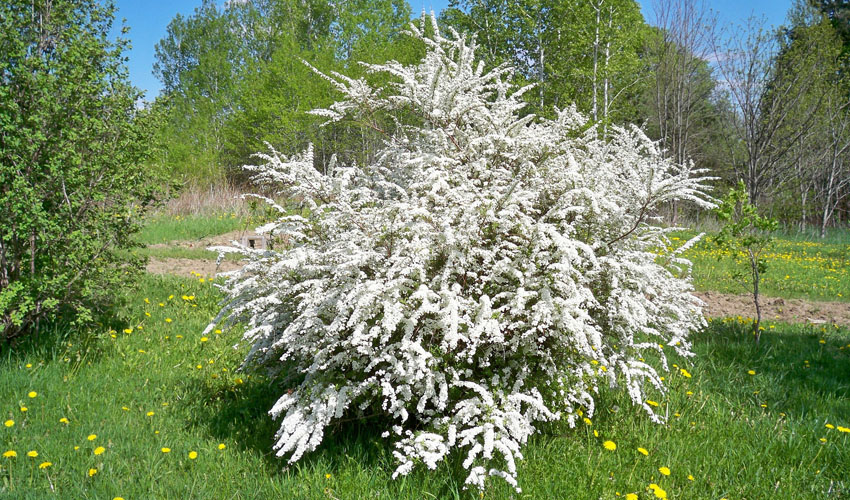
left=0, top=0, right=163, bottom=342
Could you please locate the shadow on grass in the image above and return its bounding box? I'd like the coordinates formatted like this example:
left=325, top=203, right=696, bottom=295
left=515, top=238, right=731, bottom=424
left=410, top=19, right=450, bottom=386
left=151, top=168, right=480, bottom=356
left=692, top=319, right=850, bottom=419
left=186, top=375, right=471, bottom=499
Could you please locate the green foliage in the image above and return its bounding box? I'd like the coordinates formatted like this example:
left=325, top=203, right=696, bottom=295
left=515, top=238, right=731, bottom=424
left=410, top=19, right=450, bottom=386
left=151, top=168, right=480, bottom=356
left=153, top=0, right=421, bottom=186
left=712, top=182, right=779, bottom=338
left=0, top=0, right=163, bottom=342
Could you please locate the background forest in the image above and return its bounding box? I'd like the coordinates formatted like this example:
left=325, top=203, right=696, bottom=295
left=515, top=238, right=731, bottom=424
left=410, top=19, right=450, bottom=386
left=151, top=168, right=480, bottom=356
left=150, top=0, right=850, bottom=237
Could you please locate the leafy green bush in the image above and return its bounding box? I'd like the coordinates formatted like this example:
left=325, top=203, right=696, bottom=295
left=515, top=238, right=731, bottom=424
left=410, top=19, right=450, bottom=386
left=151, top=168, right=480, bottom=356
left=0, top=0, right=162, bottom=341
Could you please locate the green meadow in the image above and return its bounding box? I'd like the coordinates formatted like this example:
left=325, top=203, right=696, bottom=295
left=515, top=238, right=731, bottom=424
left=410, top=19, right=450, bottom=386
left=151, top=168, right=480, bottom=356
left=2, top=217, right=849, bottom=499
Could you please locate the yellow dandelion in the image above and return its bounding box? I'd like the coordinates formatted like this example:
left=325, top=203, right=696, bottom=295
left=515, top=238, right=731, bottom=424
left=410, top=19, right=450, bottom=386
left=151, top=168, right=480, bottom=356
left=637, top=447, right=649, bottom=456
left=25, top=363, right=32, bottom=368
left=27, top=450, right=38, bottom=457
left=626, top=494, right=638, bottom=500
left=819, top=437, right=827, bottom=443
left=837, top=426, right=850, bottom=433
left=593, top=430, right=599, bottom=437
left=200, top=337, right=209, bottom=343
left=161, top=447, right=171, bottom=453
left=123, top=328, right=133, bottom=334
left=165, top=318, right=172, bottom=323
left=686, top=391, right=693, bottom=396
left=747, top=370, right=756, bottom=375
left=114, top=497, right=125, bottom=500
left=687, top=474, right=694, bottom=481
left=218, top=443, right=226, bottom=450
left=146, top=411, right=155, bottom=416
left=189, top=451, right=198, bottom=459
left=603, top=440, right=616, bottom=451
left=89, top=468, right=97, bottom=477
left=648, top=483, right=667, bottom=499
left=825, top=424, right=835, bottom=429
left=679, top=368, right=691, bottom=378
left=94, top=446, right=105, bottom=455
left=646, top=400, right=659, bottom=407
left=28, top=391, right=37, bottom=398
left=121, top=406, right=129, bottom=411
left=59, top=417, right=69, bottom=424
left=325, top=473, right=332, bottom=479
left=39, top=461, right=52, bottom=469
left=20, top=406, right=27, bottom=412
left=3, top=450, right=16, bottom=458
left=4, top=419, right=13, bottom=428
left=88, top=434, right=97, bottom=441
left=658, top=466, right=670, bottom=476
left=583, top=417, right=592, bottom=425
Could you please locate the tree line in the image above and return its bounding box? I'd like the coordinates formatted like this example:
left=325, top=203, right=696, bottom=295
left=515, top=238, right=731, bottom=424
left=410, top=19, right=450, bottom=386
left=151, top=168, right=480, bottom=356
left=151, top=0, right=850, bottom=235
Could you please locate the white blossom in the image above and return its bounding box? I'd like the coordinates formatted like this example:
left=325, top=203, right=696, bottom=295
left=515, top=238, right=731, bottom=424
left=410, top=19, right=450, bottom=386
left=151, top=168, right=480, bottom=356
left=207, top=14, right=713, bottom=492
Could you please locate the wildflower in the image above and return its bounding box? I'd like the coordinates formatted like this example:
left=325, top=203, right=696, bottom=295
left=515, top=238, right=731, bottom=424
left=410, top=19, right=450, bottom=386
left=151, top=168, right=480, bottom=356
left=747, top=370, right=756, bottom=375
left=161, top=447, right=171, bottom=453
left=603, top=440, right=616, bottom=451
left=626, top=495, right=638, bottom=500
left=89, top=468, right=97, bottom=477
left=25, top=363, right=32, bottom=368
left=658, top=466, right=670, bottom=476
left=94, top=446, right=105, bottom=455
left=637, top=447, right=649, bottom=456
left=39, top=461, right=52, bottom=469
left=218, top=443, right=226, bottom=450
left=686, top=391, right=693, bottom=396
left=837, top=426, right=850, bottom=433
left=3, top=450, right=16, bottom=458
left=687, top=474, right=694, bottom=481
left=20, top=407, right=27, bottom=412
left=59, top=417, right=69, bottom=424
left=123, top=328, right=133, bottom=334
left=4, top=419, right=13, bottom=428
left=146, top=411, right=155, bottom=416
left=88, top=434, right=97, bottom=441
left=189, top=451, right=198, bottom=459
left=28, top=391, right=37, bottom=398
left=646, top=400, right=659, bottom=407
left=648, top=483, right=667, bottom=499
left=679, top=368, right=691, bottom=378
left=165, top=318, right=172, bottom=323
left=325, top=473, right=331, bottom=479
left=200, top=337, right=209, bottom=343
left=825, top=424, right=835, bottom=429
left=819, top=437, right=827, bottom=443
left=27, top=450, right=38, bottom=457
left=121, top=406, right=129, bottom=411
left=583, top=417, right=592, bottom=425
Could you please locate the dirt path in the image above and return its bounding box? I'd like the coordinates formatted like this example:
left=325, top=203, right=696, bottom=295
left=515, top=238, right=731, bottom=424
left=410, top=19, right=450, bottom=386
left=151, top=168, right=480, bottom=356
left=694, top=291, right=850, bottom=326
left=146, top=257, right=244, bottom=277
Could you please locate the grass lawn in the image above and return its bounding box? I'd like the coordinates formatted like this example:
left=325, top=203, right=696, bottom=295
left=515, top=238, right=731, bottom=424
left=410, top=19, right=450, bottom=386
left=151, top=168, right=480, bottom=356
left=2, top=217, right=849, bottom=498
left=668, top=233, right=850, bottom=302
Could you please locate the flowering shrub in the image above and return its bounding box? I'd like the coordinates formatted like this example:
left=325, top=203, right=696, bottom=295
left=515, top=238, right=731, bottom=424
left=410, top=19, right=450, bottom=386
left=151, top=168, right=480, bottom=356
left=208, top=17, right=713, bottom=491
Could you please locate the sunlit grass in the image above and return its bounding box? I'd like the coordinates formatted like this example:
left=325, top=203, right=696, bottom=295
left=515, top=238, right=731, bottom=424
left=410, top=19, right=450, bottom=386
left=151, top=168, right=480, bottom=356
left=664, top=232, right=850, bottom=302
left=1, top=274, right=848, bottom=498
left=136, top=213, right=245, bottom=245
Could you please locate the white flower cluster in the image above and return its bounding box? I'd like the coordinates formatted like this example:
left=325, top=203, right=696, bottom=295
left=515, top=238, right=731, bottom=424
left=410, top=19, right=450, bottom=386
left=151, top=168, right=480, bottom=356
left=207, top=16, right=714, bottom=492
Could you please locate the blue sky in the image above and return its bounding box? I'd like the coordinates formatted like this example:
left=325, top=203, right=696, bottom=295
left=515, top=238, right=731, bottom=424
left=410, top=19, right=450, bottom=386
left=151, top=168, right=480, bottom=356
left=114, top=0, right=793, bottom=100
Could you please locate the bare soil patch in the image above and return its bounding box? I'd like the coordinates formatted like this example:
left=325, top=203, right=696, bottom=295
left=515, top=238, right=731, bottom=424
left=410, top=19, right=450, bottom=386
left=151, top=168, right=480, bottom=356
left=146, top=257, right=244, bottom=277
left=695, top=291, right=850, bottom=326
